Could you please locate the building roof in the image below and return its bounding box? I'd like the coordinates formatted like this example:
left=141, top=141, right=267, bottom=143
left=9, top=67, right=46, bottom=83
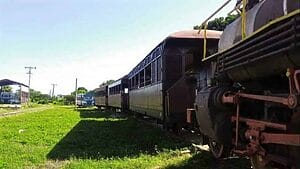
left=0, top=79, right=28, bottom=87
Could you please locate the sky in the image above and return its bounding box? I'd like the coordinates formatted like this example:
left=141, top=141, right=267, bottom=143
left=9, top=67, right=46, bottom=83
left=0, top=0, right=235, bottom=95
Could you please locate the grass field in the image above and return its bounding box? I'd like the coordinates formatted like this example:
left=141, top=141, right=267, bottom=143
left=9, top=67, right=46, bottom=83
left=0, top=106, right=250, bottom=169
left=0, top=104, right=50, bottom=115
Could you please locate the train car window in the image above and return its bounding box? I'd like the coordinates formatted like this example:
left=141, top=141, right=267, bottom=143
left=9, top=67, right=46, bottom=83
left=156, top=47, right=161, bottom=58
left=132, top=77, right=134, bottom=89
left=139, top=70, right=145, bottom=87
left=157, top=56, right=162, bottom=82
left=134, top=75, right=138, bottom=89
left=137, top=73, right=140, bottom=88
left=129, top=78, right=132, bottom=89
left=151, top=61, right=156, bottom=84
left=132, top=78, right=135, bottom=89
left=145, top=65, right=151, bottom=86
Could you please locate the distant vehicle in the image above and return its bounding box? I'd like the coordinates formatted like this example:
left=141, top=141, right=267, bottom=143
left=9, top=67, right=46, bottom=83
left=0, top=92, right=20, bottom=104
left=76, top=93, right=94, bottom=107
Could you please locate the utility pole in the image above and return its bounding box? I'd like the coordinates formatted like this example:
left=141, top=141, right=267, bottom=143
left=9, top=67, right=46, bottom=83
left=51, top=84, right=57, bottom=97
left=75, top=78, right=78, bottom=109
left=25, top=66, right=36, bottom=103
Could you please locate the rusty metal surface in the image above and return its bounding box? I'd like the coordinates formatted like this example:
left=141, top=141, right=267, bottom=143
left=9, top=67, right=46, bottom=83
left=186, top=109, right=195, bottom=123
left=231, top=116, right=287, bottom=130
left=165, top=72, right=196, bottom=127
left=223, top=92, right=298, bottom=109
left=238, top=93, right=290, bottom=107
left=262, top=133, right=300, bottom=146
left=293, top=70, right=300, bottom=93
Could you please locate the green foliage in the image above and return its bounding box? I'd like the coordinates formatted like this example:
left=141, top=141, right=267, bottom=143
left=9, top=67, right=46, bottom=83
left=100, top=80, right=115, bottom=86
left=77, top=87, right=88, bottom=94
left=71, top=87, right=88, bottom=96
left=194, top=14, right=238, bottom=31
left=1, top=85, right=12, bottom=92
left=30, top=89, right=51, bottom=104
left=64, top=94, right=75, bottom=105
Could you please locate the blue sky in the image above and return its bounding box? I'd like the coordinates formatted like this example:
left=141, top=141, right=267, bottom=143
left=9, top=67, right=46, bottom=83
left=0, top=0, right=235, bottom=95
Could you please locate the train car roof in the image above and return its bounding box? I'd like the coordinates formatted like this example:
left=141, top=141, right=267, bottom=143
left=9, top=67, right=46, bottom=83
left=94, top=85, right=107, bottom=93
left=167, top=30, right=222, bottom=39
left=108, top=79, right=121, bottom=88
left=128, top=30, right=222, bottom=78
left=108, top=75, right=128, bottom=88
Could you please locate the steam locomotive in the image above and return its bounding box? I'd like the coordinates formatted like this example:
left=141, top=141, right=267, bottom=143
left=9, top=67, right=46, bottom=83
left=95, top=1, right=300, bottom=168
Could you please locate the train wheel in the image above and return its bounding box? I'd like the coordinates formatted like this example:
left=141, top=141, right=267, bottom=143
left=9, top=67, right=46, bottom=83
left=208, top=139, right=229, bottom=158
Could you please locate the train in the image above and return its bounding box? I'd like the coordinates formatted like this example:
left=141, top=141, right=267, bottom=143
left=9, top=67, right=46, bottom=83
left=94, top=1, right=300, bottom=169
left=76, top=93, right=95, bottom=107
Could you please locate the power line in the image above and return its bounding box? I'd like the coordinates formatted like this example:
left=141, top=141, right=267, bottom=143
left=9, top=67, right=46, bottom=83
left=25, top=66, right=36, bottom=103
left=51, top=84, right=57, bottom=97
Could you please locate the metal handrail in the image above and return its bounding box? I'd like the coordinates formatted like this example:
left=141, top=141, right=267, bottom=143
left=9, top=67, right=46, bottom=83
left=198, top=0, right=247, bottom=59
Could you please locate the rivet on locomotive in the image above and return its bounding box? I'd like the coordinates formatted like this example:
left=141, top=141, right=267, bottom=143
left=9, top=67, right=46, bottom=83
left=193, top=0, right=300, bottom=168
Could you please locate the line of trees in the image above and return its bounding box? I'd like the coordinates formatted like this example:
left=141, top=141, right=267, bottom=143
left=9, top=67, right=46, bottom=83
left=1, top=85, right=13, bottom=92
left=193, top=14, right=238, bottom=31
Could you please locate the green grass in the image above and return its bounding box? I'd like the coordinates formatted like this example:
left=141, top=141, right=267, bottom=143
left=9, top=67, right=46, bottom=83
left=0, top=103, right=50, bottom=115
left=0, top=106, right=250, bottom=169
left=0, top=106, right=20, bottom=114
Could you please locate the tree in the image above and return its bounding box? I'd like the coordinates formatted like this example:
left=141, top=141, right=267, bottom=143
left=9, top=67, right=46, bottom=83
left=29, top=89, right=51, bottom=104
left=1, top=85, right=12, bottom=92
left=193, top=14, right=238, bottom=31
left=71, top=87, right=88, bottom=96
left=77, top=87, right=88, bottom=94
left=100, top=80, right=114, bottom=86
left=64, top=95, right=75, bottom=105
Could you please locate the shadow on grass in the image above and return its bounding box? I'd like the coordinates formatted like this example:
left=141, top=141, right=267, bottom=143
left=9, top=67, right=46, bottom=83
left=47, top=109, right=187, bottom=160
left=78, top=108, right=110, bottom=119
left=165, top=151, right=251, bottom=169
